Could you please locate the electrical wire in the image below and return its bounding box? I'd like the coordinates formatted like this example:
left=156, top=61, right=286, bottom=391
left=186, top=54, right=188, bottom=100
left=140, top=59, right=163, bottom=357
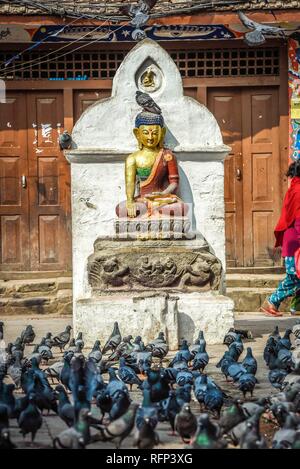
left=0, top=16, right=82, bottom=68
left=0, top=21, right=129, bottom=77
left=0, top=19, right=112, bottom=74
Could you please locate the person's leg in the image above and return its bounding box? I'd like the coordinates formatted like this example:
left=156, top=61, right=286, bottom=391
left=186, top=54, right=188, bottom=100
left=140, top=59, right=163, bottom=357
left=267, top=272, right=300, bottom=313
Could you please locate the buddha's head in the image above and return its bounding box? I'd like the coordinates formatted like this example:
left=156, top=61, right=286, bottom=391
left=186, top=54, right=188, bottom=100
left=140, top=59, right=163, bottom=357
left=134, top=111, right=166, bottom=150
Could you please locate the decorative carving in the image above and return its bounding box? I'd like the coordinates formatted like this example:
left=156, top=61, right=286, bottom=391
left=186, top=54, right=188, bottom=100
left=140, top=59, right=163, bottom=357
left=88, top=239, right=222, bottom=294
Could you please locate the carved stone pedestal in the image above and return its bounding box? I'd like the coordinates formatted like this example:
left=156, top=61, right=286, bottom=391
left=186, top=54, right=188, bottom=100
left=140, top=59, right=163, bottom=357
left=71, top=236, right=234, bottom=349
left=88, top=236, right=222, bottom=294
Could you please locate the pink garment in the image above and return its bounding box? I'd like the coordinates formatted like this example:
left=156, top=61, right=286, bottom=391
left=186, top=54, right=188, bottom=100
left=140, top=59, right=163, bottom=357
left=282, top=217, right=300, bottom=257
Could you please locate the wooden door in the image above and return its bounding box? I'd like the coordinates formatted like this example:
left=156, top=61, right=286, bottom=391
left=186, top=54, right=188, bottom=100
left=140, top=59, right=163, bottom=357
left=208, top=87, right=281, bottom=267
left=242, top=87, right=280, bottom=267
left=74, top=90, right=111, bottom=123
left=208, top=89, right=244, bottom=267
left=0, top=93, right=30, bottom=270
left=27, top=92, right=71, bottom=271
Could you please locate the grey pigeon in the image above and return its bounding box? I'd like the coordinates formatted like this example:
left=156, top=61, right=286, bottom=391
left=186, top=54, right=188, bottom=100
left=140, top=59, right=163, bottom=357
left=51, top=325, right=72, bottom=352
left=18, top=393, right=42, bottom=442
left=188, top=413, right=226, bottom=449
left=102, top=322, right=122, bottom=355
left=174, top=404, right=197, bottom=443
left=88, top=340, right=102, bottom=363
left=219, top=400, right=246, bottom=434
left=238, top=10, right=286, bottom=46
left=136, top=91, right=161, bottom=114
left=20, top=325, right=35, bottom=346
left=133, top=416, right=160, bottom=449
left=272, top=414, right=298, bottom=449
left=59, top=130, right=72, bottom=150
left=0, top=428, right=16, bottom=449
left=95, top=402, right=139, bottom=449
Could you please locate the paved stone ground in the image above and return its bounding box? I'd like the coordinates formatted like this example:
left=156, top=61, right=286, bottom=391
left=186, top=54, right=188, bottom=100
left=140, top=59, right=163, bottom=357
left=1, top=313, right=299, bottom=449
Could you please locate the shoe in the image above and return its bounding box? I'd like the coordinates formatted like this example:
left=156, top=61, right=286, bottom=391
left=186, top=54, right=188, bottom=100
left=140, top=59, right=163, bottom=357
left=260, top=300, right=283, bottom=317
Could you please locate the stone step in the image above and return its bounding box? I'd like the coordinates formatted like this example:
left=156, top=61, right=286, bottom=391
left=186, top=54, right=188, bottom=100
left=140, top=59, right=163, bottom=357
left=0, top=291, right=72, bottom=316
left=227, top=286, right=290, bottom=313
left=0, top=277, right=72, bottom=299
left=226, top=273, right=284, bottom=289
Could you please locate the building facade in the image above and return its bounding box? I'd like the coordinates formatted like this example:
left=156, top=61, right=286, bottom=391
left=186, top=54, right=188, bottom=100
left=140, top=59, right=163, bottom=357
left=0, top=0, right=298, bottom=278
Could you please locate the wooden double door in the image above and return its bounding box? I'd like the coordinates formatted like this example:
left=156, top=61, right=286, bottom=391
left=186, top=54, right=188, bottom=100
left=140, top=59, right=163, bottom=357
left=0, top=91, right=71, bottom=271
left=208, top=87, right=281, bottom=267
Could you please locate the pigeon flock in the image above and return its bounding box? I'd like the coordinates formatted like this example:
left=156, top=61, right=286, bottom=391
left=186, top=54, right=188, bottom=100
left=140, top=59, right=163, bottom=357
left=1, top=319, right=300, bottom=449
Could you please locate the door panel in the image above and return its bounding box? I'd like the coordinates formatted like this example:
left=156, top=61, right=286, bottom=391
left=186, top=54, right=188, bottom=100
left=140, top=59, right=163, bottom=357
left=27, top=92, right=70, bottom=271
left=207, top=90, right=244, bottom=267
left=0, top=93, right=29, bottom=270
left=242, top=88, right=280, bottom=266
left=208, top=87, right=280, bottom=267
left=74, top=90, right=111, bottom=123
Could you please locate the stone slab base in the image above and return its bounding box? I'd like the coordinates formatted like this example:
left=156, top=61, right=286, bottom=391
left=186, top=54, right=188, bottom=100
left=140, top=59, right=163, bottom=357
left=74, top=292, right=234, bottom=350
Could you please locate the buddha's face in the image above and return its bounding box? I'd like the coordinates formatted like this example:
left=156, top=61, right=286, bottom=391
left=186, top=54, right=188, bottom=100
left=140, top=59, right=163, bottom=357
left=134, top=124, right=165, bottom=149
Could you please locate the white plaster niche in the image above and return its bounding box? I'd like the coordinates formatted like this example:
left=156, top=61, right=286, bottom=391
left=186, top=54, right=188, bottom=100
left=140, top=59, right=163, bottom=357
left=66, top=39, right=234, bottom=348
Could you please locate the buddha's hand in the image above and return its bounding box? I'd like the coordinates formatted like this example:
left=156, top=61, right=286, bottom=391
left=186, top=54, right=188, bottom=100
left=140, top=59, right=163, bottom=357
left=126, top=200, right=137, bottom=218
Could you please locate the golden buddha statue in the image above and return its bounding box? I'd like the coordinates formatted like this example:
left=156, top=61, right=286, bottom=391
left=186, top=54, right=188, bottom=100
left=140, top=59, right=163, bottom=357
left=116, top=95, right=188, bottom=221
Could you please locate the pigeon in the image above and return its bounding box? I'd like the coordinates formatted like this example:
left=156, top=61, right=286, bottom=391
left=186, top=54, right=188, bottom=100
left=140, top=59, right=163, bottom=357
left=0, top=404, right=9, bottom=434
left=176, top=369, right=194, bottom=387
left=20, top=325, right=35, bottom=346
left=168, top=352, right=189, bottom=371
left=228, top=407, right=265, bottom=447
left=133, top=416, right=160, bottom=449
left=146, top=368, right=170, bottom=403
left=0, top=322, right=4, bottom=342
left=192, top=342, right=209, bottom=372
left=227, top=362, right=247, bottom=382
left=223, top=328, right=239, bottom=347
left=135, top=91, right=161, bottom=114
left=95, top=388, right=112, bottom=423
left=190, top=331, right=206, bottom=359
left=135, top=383, right=158, bottom=431
left=18, top=393, right=42, bottom=442
left=121, top=0, right=158, bottom=32
left=175, top=384, right=192, bottom=408
left=136, top=346, right=152, bottom=374
left=59, top=130, right=72, bottom=150
left=51, top=325, right=72, bottom=352
left=102, top=322, right=122, bottom=355
left=117, top=357, right=143, bottom=391
left=204, top=381, right=224, bottom=418
left=109, top=390, right=131, bottom=422
left=53, top=426, right=85, bottom=449
left=272, top=414, right=298, bottom=449
left=159, top=390, right=181, bottom=435
left=238, top=373, right=258, bottom=398
left=7, top=351, right=22, bottom=388
left=95, top=402, right=139, bottom=449
left=238, top=10, right=286, bottom=46
left=56, top=385, right=75, bottom=427
left=269, top=369, right=289, bottom=389
left=60, top=352, right=74, bottom=390
left=219, top=400, right=247, bottom=434
left=0, top=428, right=16, bottom=449
left=242, top=398, right=270, bottom=418
left=228, top=334, right=244, bottom=360
left=276, top=329, right=292, bottom=352
left=88, top=340, right=102, bottom=363
left=106, top=368, right=129, bottom=399
left=37, top=338, right=53, bottom=363
left=240, top=418, right=268, bottom=449
left=175, top=404, right=197, bottom=443
left=75, top=332, right=84, bottom=351
left=188, top=413, right=226, bottom=449
left=242, top=347, right=257, bottom=375
left=54, top=408, right=100, bottom=448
